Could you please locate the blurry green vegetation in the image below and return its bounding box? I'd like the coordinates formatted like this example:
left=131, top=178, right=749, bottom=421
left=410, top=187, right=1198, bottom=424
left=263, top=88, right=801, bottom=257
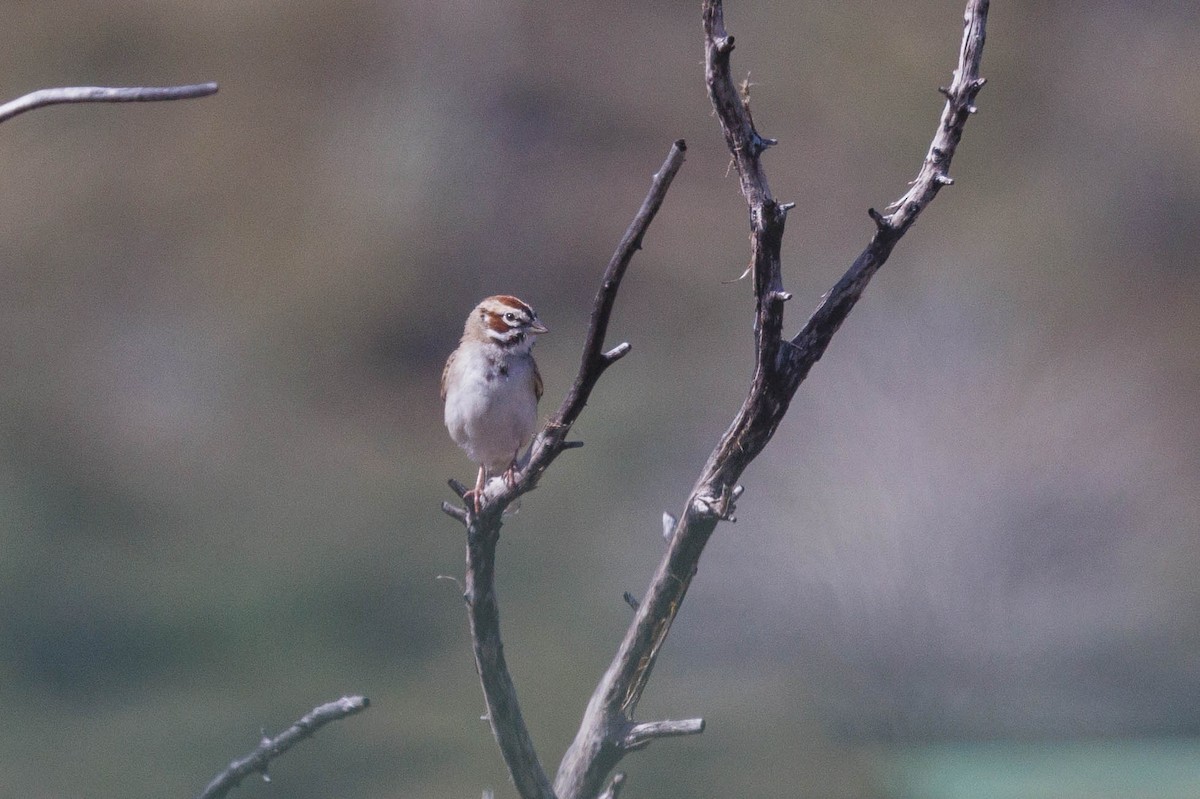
left=883, top=740, right=1200, bottom=799
left=0, top=1, right=1198, bottom=797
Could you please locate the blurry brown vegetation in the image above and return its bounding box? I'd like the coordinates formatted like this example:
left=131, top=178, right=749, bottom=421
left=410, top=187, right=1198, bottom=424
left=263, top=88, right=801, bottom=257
left=0, top=2, right=1198, bottom=797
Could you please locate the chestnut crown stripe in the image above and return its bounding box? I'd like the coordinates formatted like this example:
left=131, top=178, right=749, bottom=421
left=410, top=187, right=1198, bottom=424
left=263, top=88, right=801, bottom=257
left=491, top=295, right=533, bottom=315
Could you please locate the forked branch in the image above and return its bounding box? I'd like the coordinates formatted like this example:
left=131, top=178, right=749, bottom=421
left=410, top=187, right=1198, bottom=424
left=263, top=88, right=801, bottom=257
left=443, top=142, right=688, bottom=799
left=442, top=1, right=989, bottom=797
left=553, top=2, right=989, bottom=798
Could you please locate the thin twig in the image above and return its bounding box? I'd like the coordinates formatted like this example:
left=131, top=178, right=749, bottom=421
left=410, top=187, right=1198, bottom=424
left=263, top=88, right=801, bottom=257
left=0, top=83, right=218, bottom=125
left=456, top=142, right=688, bottom=799
left=195, top=695, right=369, bottom=799
left=553, top=3, right=988, bottom=798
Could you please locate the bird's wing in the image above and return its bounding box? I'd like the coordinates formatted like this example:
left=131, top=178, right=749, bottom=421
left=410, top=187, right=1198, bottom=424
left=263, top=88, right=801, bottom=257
left=440, top=350, right=456, bottom=402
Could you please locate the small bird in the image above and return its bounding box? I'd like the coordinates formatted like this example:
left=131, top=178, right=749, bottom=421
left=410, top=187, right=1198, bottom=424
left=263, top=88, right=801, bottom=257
left=441, top=295, right=548, bottom=512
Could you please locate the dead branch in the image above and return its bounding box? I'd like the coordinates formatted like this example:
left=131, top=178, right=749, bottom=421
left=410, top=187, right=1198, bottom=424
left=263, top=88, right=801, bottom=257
left=790, top=0, right=989, bottom=363
left=195, top=695, right=369, bottom=799
left=0, top=83, right=218, bottom=125
left=552, top=3, right=989, bottom=798
left=443, top=142, right=688, bottom=799
left=442, top=1, right=989, bottom=797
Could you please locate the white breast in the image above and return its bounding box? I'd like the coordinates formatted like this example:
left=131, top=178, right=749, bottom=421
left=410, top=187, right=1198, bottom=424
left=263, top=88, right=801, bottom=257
left=443, top=344, right=539, bottom=474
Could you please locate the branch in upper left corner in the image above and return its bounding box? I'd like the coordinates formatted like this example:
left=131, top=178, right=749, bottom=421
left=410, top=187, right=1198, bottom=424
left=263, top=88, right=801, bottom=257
left=0, top=83, right=219, bottom=125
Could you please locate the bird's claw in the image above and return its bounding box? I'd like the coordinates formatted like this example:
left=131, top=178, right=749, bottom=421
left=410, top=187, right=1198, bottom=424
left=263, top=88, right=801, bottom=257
left=502, top=465, right=519, bottom=489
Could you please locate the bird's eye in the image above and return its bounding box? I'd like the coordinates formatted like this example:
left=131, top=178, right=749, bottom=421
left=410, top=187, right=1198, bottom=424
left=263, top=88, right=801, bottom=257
left=504, top=312, right=517, bottom=323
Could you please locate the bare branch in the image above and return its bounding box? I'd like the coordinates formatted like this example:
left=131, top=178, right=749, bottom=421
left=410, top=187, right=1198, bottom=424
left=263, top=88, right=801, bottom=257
left=788, top=0, right=989, bottom=370
left=462, top=524, right=556, bottom=799
left=0, top=83, right=218, bottom=125
left=455, top=141, right=689, bottom=799
left=622, top=718, right=705, bottom=750
left=553, top=3, right=988, bottom=798
left=195, top=695, right=369, bottom=799
left=883, top=1, right=988, bottom=230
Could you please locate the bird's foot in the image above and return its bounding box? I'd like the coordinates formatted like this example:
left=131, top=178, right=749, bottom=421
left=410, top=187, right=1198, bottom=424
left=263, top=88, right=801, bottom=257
left=467, top=467, right=486, bottom=514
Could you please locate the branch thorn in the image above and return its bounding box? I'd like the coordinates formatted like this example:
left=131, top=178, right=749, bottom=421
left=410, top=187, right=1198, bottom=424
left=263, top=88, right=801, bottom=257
left=694, top=484, right=741, bottom=521
left=933, top=173, right=955, bottom=186
left=561, top=440, right=586, bottom=450
left=623, top=592, right=640, bottom=611
left=603, top=342, right=632, bottom=363
left=599, top=773, right=627, bottom=799
left=752, top=133, right=778, bottom=154
left=693, top=493, right=732, bottom=520
left=662, top=511, right=677, bottom=540
left=448, top=478, right=469, bottom=498
left=441, top=502, right=468, bottom=523
left=867, top=207, right=890, bottom=231
left=721, top=263, right=753, bottom=284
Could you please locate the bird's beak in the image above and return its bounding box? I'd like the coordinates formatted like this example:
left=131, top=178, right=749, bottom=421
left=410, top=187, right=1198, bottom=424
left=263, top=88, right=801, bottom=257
left=529, top=319, right=549, bottom=335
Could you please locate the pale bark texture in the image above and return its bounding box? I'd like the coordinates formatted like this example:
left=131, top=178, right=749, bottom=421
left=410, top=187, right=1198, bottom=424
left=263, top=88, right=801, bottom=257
left=442, top=2, right=991, bottom=797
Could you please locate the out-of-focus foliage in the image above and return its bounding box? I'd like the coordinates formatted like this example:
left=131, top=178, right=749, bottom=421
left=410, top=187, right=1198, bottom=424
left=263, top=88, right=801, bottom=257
left=0, top=2, right=1197, bottom=797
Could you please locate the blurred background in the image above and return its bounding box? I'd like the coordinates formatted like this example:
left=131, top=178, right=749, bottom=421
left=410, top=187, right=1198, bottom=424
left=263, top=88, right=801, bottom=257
left=0, top=1, right=1197, bottom=797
